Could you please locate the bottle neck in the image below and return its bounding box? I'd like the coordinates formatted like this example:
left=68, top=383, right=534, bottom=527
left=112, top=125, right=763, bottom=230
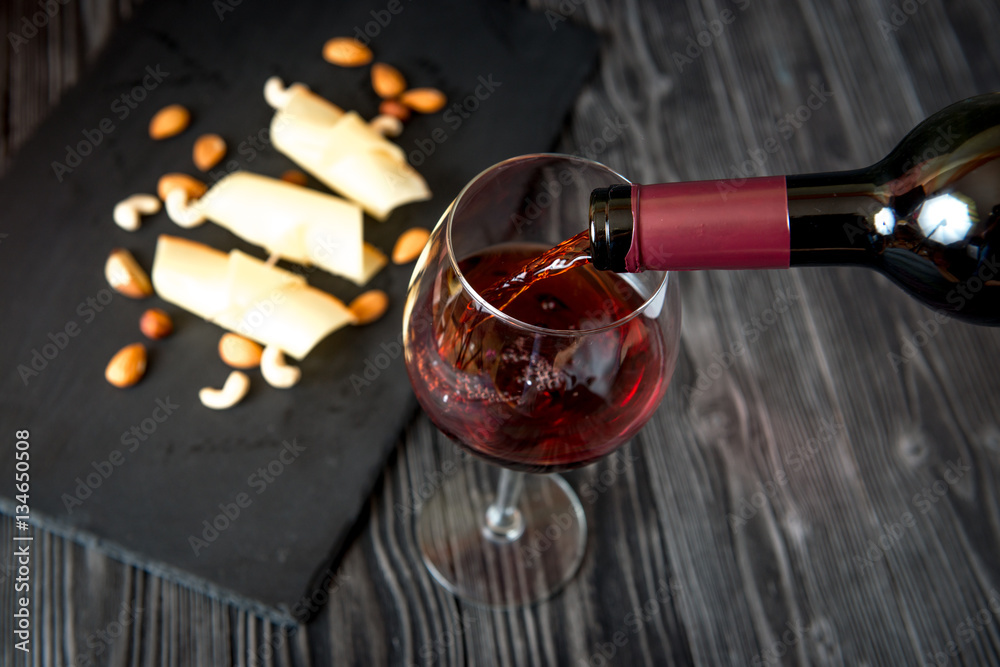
left=589, top=171, right=884, bottom=271
left=787, top=169, right=881, bottom=267
left=592, top=177, right=791, bottom=272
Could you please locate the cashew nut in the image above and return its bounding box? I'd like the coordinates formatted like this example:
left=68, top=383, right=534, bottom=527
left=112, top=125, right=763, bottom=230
left=264, top=76, right=308, bottom=110
left=199, top=370, right=251, bottom=410
left=113, top=194, right=161, bottom=231
left=260, top=345, right=301, bottom=388
left=165, top=188, right=207, bottom=228
left=368, top=114, right=403, bottom=138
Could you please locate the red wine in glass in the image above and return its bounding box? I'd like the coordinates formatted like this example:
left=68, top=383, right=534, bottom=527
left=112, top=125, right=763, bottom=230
left=405, top=240, right=669, bottom=472
left=451, top=230, right=593, bottom=366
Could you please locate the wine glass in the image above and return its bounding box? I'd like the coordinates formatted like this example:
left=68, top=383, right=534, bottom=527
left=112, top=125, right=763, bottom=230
left=402, top=154, right=681, bottom=606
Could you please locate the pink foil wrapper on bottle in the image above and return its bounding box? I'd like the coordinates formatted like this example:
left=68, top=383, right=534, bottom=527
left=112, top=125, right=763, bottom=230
left=625, top=176, right=790, bottom=272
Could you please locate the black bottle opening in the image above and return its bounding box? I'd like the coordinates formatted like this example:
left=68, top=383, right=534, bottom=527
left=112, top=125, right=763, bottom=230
left=588, top=184, right=634, bottom=272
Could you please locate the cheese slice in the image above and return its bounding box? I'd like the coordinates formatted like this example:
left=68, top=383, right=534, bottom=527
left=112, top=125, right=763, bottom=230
left=269, top=82, right=431, bottom=220
left=188, top=171, right=383, bottom=285
left=151, top=235, right=356, bottom=360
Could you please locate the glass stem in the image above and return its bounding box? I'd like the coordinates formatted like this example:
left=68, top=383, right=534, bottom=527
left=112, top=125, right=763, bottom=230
left=484, top=468, right=525, bottom=542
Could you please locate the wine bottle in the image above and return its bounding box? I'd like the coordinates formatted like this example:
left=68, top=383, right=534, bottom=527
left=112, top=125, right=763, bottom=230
left=589, top=93, right=1000, bottom=325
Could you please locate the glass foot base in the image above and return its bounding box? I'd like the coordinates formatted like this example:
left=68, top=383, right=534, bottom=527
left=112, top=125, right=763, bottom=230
left=416, top=467, right=586, bottom=608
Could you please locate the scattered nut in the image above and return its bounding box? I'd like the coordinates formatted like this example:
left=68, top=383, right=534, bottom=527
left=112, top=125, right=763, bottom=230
left=379, top=98, right=411, bottom=122
left=105, top=343, right=147, bottom=388
left=260, top=345, right=301, bottom=388
left=348, top=290, right=389, bottom=326
left=400, top=88, right=447, bottom=114
left=368, top=114, right=403, bottom=138
left=193, top=133, right=227, bottom=171
left=105, top=248, right=153, bottom=298
left=157, top=173, right=208, bottom=201
left=392, top=227, right=431, bottom=264
left=264, top=76, right=308, bottom=110
left=371, top=63, right=406, bottom=99
left=140, top=308, right=173, bottom=339
left=164, top=188, right=208, bottom=228
left=113, top=194, right=161, bottom=231
left=280, top=169, right=309, bottom=186
left=322, top=37, right=373, bottom=67
left=149, top=104, right=191, bottom=140
left=199, top=370, right=250, bottom=410
left=219, top=333, right=264, bottom=369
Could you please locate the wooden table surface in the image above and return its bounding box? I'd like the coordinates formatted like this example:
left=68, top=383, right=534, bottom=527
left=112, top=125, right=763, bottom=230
left=4, top=0, right=1000, bottom=665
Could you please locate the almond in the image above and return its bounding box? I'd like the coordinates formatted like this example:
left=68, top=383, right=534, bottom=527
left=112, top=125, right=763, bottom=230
left=157, top=173, right=208, bottom=201
left=193, top=133, right=226, bottom=171
left=140, top=308, right=173, bottom=339
left=149, top=104, right=191, bottom=140
left=348, top=290, right=389, bottom=325
left=218, top=333, right=263, bottom=369
left=379, top=98, right=411, bottom=122
left=392, top=227, right=431, bottom=264
left=400, top=88, right=447, bottom=114
left=105, top=343, right=147, bottom=388
left=280, top=169, right=309, bottom=186
left=322, top=37, right=373, bottom=67
left=371, top=63, right=406, bottom=99
left=105, top=248, right=153, bottom=298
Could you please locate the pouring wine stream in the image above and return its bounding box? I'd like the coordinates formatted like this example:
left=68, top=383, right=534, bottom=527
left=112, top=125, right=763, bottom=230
left=454, top=231, right=593, bottom=369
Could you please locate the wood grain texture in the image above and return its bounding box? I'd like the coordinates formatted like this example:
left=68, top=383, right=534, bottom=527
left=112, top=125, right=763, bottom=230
left=3, top=0, right=1000, bottom=665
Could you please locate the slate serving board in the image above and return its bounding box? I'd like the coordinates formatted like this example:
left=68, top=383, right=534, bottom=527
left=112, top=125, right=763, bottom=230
left=0, top=0, right=597, bottom=622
